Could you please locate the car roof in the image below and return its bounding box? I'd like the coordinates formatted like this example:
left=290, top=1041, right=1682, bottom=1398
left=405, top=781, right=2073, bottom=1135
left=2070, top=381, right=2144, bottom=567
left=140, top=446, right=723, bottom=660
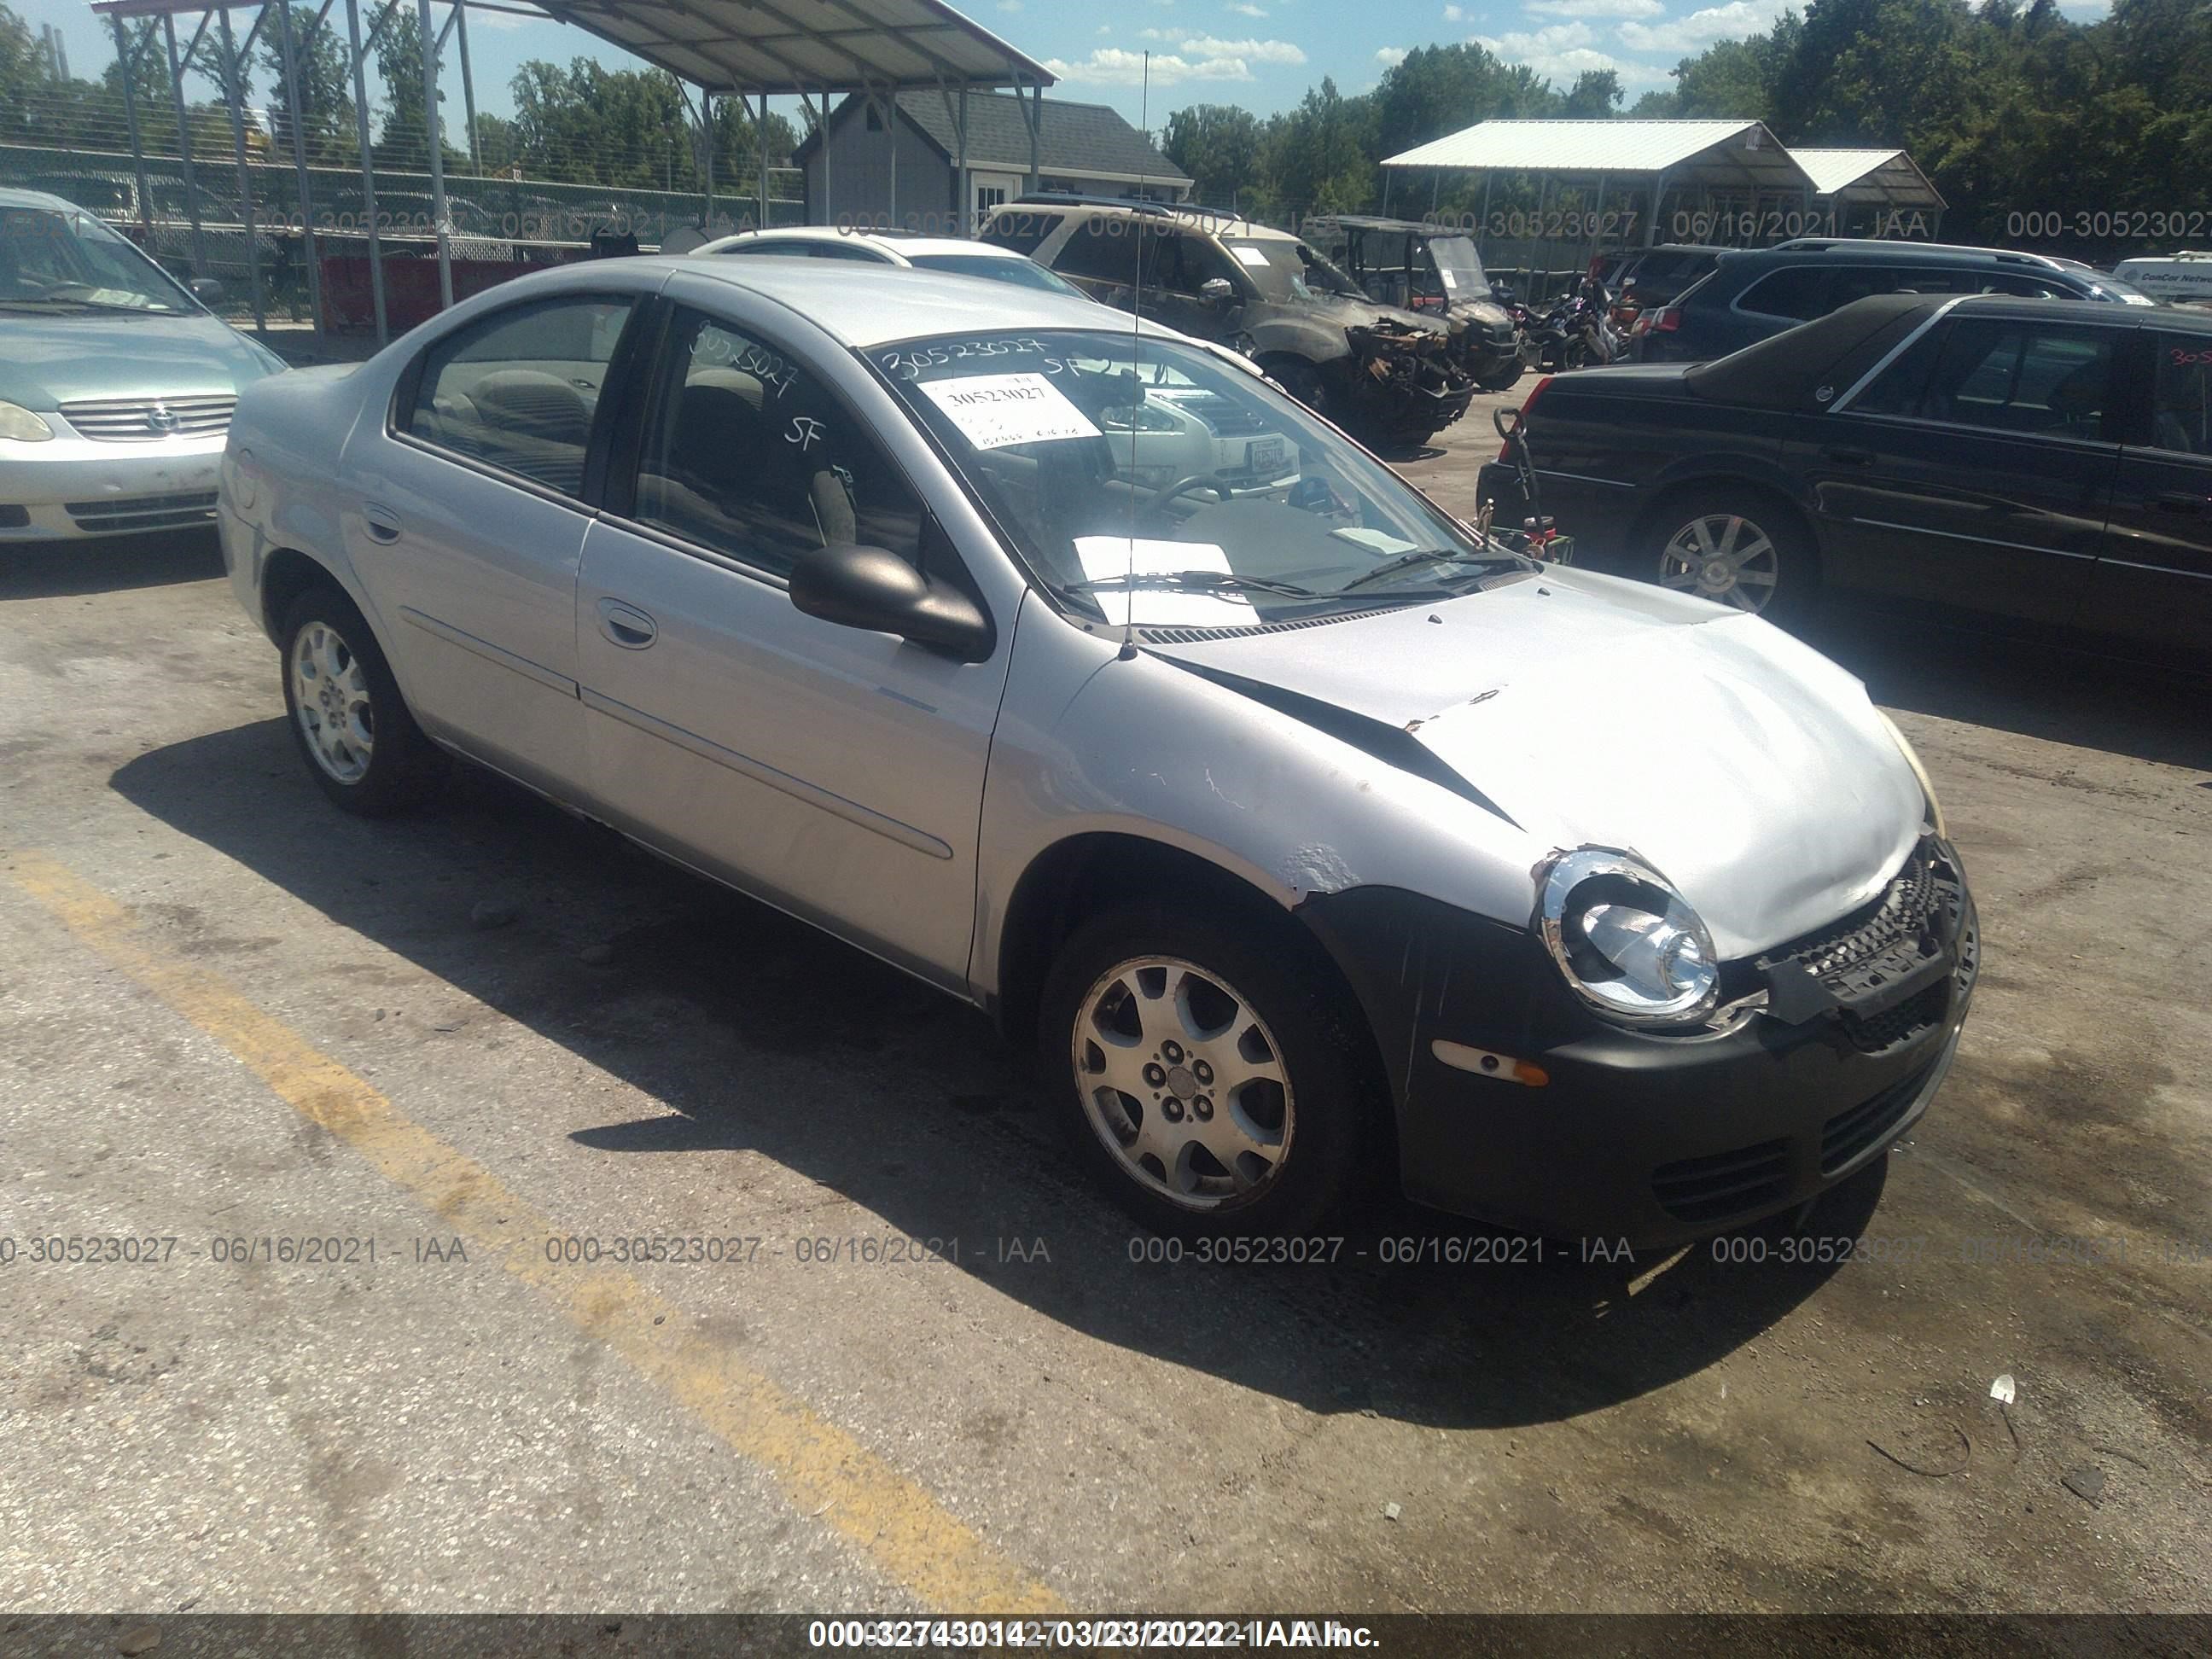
left=0, top=186, right=77, bottom=212
left=703, top=227, right=1022, bottom=261
left=1022, top=201, right=1296, bottom=243
left=1748, top=239, right=2069, bottom=273
left=505, top=255, right=1176, bottom=349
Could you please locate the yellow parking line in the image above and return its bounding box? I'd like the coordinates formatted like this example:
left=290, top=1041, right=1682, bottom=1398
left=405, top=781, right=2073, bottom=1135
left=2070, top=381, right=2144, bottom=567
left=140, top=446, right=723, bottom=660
left=5, top=847, right=1062, bottom=1615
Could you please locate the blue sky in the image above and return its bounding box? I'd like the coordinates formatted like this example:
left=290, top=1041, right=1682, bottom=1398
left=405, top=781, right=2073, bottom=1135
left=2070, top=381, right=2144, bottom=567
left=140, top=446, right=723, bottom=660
left=26, top=0, right=2109, bottom=135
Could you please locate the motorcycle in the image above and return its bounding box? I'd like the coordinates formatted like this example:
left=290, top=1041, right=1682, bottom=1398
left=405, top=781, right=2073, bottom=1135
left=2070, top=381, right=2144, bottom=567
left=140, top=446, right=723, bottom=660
left=1530, top=272, right=1626, bottom=371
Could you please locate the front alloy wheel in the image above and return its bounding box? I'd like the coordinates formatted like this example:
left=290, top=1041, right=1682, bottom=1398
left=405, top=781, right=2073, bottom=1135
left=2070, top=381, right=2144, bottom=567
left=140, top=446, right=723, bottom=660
left=1072, top=956, right=1294, bottom=1209
left=1659, top=512, right=1781, bottom=614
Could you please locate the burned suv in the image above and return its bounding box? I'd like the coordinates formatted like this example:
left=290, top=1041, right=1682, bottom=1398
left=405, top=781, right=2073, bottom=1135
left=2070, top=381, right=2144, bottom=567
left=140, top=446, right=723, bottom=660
left=981, top=195, right=1475, bottom=447
left=1307, top=214, right=1527, bottom=392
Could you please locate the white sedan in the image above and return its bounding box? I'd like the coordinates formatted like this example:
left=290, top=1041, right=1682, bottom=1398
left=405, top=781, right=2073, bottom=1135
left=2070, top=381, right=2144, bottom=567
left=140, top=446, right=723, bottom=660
left=696, top=225, right=1090, bottom=299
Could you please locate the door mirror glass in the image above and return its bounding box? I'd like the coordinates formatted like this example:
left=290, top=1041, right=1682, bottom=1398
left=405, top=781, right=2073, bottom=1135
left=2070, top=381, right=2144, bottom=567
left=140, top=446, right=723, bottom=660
left=1199, top=276, right=1236, bottom=306
left=789, top=541, right=993, bottom=660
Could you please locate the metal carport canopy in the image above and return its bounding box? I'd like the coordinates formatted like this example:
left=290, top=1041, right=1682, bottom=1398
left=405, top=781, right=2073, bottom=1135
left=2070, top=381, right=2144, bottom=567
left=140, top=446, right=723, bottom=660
left=1381, top=119, right=1816, bottom=194
left=1790, top=147, right=1946, bottom=209
left=526, top=0, right=1055, bottom=93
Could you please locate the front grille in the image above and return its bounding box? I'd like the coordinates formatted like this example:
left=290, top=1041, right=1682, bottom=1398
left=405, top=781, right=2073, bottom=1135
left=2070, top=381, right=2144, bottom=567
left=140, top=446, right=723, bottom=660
left=1821, top=1060, right=1938, bottom=1175
left=1758, top=838, right=1971, bottom=1052
left=64, top=490, right=218, bottom=532
left=59, top=394, right=236, bottom=442
left=1653, top=1137, right=1792, bottom=1225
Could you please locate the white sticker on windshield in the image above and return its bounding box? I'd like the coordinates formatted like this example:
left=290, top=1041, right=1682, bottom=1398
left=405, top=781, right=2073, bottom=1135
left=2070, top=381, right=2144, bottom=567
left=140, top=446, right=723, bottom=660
left=1073, top=537, right=1255, bottom=628
left=917, top=372, right=1100, bottom=450
left=1440, top=267, right=1458, bottom=288
left=1231, top=244, right=1272, bottom=268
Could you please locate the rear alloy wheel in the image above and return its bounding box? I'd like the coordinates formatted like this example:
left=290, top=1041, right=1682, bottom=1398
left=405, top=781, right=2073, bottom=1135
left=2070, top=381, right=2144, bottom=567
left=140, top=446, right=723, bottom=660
left=1653, top=496, right=1813, bottom=626
left=279, top=585, right=442, bottom=816
left=1041, top=906, right=1371, bottom=1237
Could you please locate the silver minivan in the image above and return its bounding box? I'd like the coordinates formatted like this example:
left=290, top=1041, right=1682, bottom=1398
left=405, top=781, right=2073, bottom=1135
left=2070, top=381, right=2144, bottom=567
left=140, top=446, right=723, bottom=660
left=218, top=259, right=1977, bottom=1243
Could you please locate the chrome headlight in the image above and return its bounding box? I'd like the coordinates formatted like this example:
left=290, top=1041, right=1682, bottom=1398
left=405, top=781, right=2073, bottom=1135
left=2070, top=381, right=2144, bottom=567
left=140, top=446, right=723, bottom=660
left=0, top=401, right=55, bottom=443
left=1536, top=848, right=1720, bottom=1027
left=1874, top=707, right=1947, bottom=839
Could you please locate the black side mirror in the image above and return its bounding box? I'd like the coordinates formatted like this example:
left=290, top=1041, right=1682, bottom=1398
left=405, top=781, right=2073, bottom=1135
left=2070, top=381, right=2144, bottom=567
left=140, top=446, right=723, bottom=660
left=789, top=542, right=994, bottom=661
left=1198, top=276, right=1236, bottom=306
left=189, top=276, right=224, bottom=305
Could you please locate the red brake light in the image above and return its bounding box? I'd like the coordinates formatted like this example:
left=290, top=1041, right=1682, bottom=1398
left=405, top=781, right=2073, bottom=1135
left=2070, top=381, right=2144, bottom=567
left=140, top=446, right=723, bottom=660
left=1651, top=306, right=1683, bottom=333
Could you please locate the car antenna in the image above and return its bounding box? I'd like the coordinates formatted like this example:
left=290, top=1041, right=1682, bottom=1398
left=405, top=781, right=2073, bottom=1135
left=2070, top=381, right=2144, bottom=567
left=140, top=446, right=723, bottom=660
left=1118, top=53, right=1150, bottom=663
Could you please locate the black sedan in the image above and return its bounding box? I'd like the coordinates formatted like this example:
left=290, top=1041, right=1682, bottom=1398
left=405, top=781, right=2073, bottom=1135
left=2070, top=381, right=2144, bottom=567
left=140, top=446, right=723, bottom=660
left=1477, top=294, right=2212, bottom=658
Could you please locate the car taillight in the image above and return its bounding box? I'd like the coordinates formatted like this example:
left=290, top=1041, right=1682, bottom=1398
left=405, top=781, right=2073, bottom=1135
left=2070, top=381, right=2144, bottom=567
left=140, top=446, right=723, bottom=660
left=1648, top=306, right=1683, bottom=334
left=1498, top=375, right=1551, bottom=461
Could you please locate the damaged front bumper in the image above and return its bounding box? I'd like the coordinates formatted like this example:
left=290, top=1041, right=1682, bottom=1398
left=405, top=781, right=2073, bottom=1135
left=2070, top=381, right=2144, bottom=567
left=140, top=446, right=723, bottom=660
left=1344, top=322, right=1476, bottom=441
left=1297, top=837, right=1979, bottom=1248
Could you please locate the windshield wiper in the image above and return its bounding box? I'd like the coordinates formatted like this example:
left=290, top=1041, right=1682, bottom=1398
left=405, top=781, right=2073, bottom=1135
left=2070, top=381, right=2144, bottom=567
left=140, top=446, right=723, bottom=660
left=1068, top=569, right=1322, bottom=600
left=1336, top=547, right=1524, bottom=594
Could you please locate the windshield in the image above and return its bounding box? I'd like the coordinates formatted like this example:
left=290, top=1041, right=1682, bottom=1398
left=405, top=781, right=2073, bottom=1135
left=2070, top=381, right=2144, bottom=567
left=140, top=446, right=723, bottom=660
left=0, top=204, right=195, bottom=312
left=1426, top=235, right=1488, bottom=297
left=909, top=253, right=1086, bottom=298
left=1223, top=237, right=1365, bottom=304
left=874, top=329, right=1517, bottom=628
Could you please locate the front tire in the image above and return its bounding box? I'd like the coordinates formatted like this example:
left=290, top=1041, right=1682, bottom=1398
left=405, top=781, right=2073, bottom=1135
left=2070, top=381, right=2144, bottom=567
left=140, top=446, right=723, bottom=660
left=278, top=584, right=442, bottom=816
left=1039, top=904, right=1377, bottom=1238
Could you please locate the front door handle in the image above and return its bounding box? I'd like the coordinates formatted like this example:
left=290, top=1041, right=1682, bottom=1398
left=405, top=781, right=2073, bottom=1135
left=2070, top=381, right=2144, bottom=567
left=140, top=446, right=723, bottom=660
left=1822, top=447, right=1874, bottom=467
left=362, top=503, right=403, bottom=543
left=2153, top=491, right=2209, bottom=514
left=597, top=597, right=657, bottom=649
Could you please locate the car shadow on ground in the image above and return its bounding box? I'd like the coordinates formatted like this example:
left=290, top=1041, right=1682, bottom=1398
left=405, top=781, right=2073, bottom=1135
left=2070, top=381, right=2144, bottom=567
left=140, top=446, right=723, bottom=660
left=110, top=717, right=1882, bottom=1431
left=0, top=529, right=224, bottom=602
left=1806, top=608, right=2212, bottom=775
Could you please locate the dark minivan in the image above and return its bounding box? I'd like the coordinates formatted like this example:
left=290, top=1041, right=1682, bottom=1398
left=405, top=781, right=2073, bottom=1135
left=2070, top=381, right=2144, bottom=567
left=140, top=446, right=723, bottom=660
left=1633, top=239, right=2156, bottom=364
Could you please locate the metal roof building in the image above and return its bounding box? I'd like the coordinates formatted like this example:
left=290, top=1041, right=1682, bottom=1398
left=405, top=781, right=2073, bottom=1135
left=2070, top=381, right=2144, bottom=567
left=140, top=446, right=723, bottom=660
left=1790, top=148, right=1946, bottom=210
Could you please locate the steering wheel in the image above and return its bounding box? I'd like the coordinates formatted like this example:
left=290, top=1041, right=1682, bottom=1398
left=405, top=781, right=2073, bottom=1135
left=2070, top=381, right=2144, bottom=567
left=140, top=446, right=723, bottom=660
left=1145, top=474, right=1227, bottom=515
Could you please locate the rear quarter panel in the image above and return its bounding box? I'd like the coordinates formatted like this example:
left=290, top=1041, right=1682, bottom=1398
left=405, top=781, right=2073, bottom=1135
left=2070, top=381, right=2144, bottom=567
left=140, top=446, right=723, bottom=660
left=219, top=364, right=372, bottom=639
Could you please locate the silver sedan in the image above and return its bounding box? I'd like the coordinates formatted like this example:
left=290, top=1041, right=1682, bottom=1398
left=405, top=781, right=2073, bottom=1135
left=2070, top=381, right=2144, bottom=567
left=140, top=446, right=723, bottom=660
left=217, top=257, right=1978, bottom=1243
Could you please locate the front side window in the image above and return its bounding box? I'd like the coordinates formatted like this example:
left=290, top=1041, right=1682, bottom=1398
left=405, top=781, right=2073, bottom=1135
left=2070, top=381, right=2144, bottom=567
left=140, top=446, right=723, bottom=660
left=0, top=203, right=194, bottom=314
left=633, top=308, right=923, bottom=577
left=873, top=329, right=1522, bottom=627
left=402, top=294, right=635, bottom=496
left=2151, top=332, right=2212, bottom=456
left=1856, top=317, right=2116, bottom=438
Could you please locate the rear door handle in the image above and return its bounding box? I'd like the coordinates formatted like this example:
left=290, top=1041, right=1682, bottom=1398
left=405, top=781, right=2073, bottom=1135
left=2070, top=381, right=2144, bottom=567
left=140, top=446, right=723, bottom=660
left=2153, top=491, right=2209, bottom=514
left=362, top=503, right=402, bottom=543
left=1822, top=447, right=1874, bottom=466
left=597, top=597, right=657, bottom=649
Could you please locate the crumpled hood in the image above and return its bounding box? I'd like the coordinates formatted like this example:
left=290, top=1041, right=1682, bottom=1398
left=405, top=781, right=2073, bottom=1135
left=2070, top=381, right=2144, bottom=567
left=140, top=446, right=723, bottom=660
left=1154, top=569, right=1924, bottom=958
left=1295, top=291, right=1450, bottom=338
left=0, top=311, right=283, bottom=409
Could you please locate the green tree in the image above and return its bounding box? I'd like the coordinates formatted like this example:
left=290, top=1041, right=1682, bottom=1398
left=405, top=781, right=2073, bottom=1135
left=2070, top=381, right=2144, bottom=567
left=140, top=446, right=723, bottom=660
left=1162, top=103, right=1265, bottom=209
left=1561, top=69, right=1624, bottom=118
left=259, top=3, right=355, bottom=166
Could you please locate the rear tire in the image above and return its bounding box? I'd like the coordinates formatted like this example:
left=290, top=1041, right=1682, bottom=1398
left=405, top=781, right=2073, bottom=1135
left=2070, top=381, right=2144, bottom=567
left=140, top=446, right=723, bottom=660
left=1039, top=903, right=1377, bottom=1239
left=1645, top=489, right=1818, bottom=628
left=278, top=583, right=444, bottom=817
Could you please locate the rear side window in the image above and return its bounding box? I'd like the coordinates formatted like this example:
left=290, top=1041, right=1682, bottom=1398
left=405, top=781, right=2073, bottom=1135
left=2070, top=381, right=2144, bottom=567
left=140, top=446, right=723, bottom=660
left=1827, top=265, right=1981, bottom=306
left=1053, top=219, right=1144, bottom=285
left=1736, top=267, right=1830, bottom=320
left=2151, top=332, right=2212, bottom=455
left=401, top=294, right=635, bottom=497
left=978, top=209, right=1065, bottom=256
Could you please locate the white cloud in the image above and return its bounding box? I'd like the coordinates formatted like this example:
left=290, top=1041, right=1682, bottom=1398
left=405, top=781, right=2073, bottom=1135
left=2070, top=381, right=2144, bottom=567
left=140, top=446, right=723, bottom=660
left=1226, top=2, right=1269, bottom=15
left=997, top=0, right=1022, bottom=11
left=469, top=9, right=527, bottom=26
left=1041, top=47, right=1254, bottom=83
left=1618, top=0, right=1786, bottom=52
left=1474, top=20, right=1662, bottom=82
left=1097, top=22, right=1112, bottom=32
left=1443, top=3, right=1464, bottom=17
left=1179, top=34, right=1307, bottom=61
left=1527, top=0, right=1663, bottom=15
left=1376, top=46, right=1408, bottom=67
